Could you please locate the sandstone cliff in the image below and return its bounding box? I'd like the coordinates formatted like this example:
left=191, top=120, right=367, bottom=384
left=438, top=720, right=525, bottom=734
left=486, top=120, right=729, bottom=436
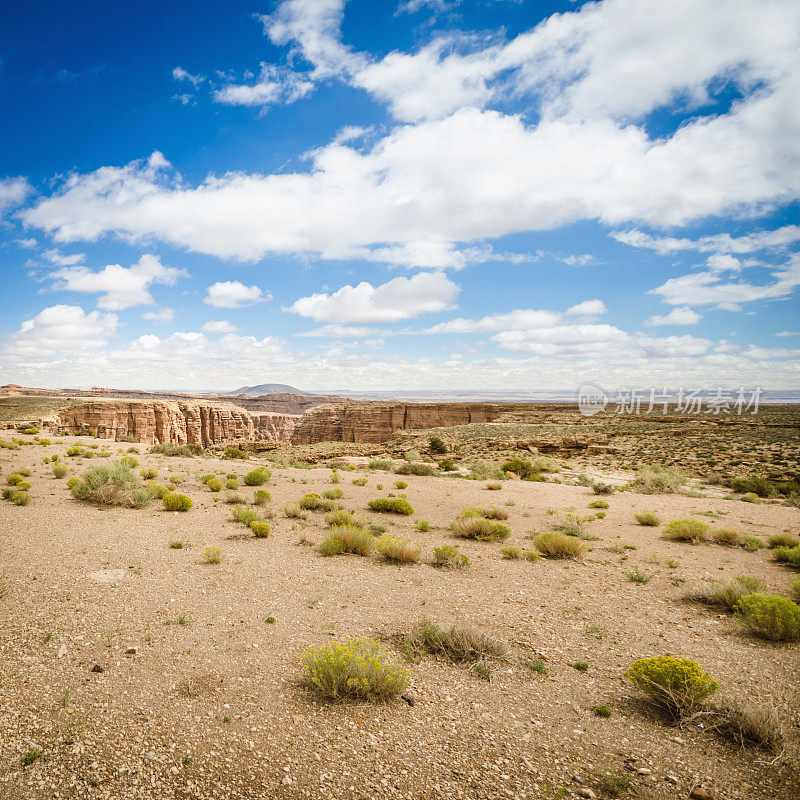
left=55, top=401, right=297, bottom=446
left=291, top=402, right=518, bottom=444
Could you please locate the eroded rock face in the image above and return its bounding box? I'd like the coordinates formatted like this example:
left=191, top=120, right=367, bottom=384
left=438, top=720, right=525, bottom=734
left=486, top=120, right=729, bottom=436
left=291, top=402, right=517, bottom=444
left=55, top=401, right=297, bottom=446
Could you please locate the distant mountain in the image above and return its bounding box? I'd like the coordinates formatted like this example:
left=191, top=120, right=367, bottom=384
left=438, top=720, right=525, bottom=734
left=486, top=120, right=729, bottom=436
left=229, top=383, right=308, bottom=396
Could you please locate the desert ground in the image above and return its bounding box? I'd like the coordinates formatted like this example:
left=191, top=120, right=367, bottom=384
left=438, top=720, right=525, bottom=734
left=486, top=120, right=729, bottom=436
left=1, top=432, right=799, bottom=800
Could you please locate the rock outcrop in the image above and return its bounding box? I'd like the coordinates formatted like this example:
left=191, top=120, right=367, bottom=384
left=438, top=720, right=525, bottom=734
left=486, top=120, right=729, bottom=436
left=291, top=402, right=518, bottom=444
left=55, top=401, right=298, bottom=446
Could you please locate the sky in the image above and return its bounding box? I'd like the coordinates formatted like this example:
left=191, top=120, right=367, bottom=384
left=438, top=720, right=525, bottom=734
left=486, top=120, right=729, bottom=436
left=0, top=0, right=799, bottom=394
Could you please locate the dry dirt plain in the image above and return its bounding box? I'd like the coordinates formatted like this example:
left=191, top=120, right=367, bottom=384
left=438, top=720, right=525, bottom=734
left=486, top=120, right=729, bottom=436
left=1, top=434, right=799, bottom=800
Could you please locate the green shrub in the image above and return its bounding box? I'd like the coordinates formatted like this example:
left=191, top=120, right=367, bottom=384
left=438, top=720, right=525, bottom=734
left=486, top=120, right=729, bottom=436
left=303, top=637, right=408, bottom=700
left=147, top=482, right=170, bottom=499
left=501, top=546, right=522, bottom=560
left=321, top=525, right=374, bottom=556
left=320, top=498, right=341, bottom=512
left=52, top=463, right=68, bottom=479
left=501, top=458, right=538, bottom=480
left=742, top=535, right=765, bottom=552
left=351, top=476, right=368, bottom=486
left=729, top=475, right=775, bottom=497
left=318, top=538, right=342, bottom=556
left=740, top=492, right=762, bottom=504
left=451, top=517, right=510, bottom=542
left=298, top=493, right=322, bottom=510
left=324, top=509, right=364, bottom=528
left=395, top=462, right=435, bottom=476
left=250, top=521, right=271, bottom=538
left=460, top=505, right=509, bottom=520
left=223, top=446, right=248, bottom=460
left=469, top=460, right=506, bottom=481
left=132, top=487, right=153, bottom=508
left=773, top=545, right=800, bottom=566
left=432, top=545, right=469, bottom=568
left=662, top=518, right=709, bottom=543
left=375, top=535, right=422, bottom=563
left=626, top=656, right=719, bottom=718
left=592, top=704, right=613, bottom=717
left=632, top=464, right=688, bottom=494
left=70, top=462, right=146, bottom=507
left=283, top=503, right=307, bottom=519
left=225, top=478, right=239, bottom=490
left=205, top=477, right=222, bottom=492
left=591, top=481, right=614, bottom=495
left=232, top=505, right=259, bottom=526
left=18, top=468, right=31, bottom=477
left=589, top=499, right=609, bottom=509
left=368, top=497, right=413, bottom=515
left=150, top=442, right=203, bottom=457
left=163, top=493, right=192, bottom=512
left=66, top=476, right=80, bottom=489
left=523, top=550, right=541, bottom=561
left=429, top=435, right=447, bottom=454
left=368, top=459, right=393, bottom=471
left=253, top=489, right=271, bottom=505
left=768, top=532, right=800, bottom=549
left=791, top=576, right=800, bottom=603
left=140, top=466, right=158, bottom=480
left=699, top=576, right=768, bottom=611
left=323, top=488, right=344, bottom=500
left=10, top=490, right=30, bottom=505
left=394, top=480, right=408, bottom=490
left=6, top=474, right=24, bottom=486
left=533, top=531, right=586, bottom=559
left=120, top=456, right=138, bottom=468
left=414, top=619, right=509, bottom=663
left=414, top=520, right=430, bottom=532
left=735, top=594, right=800, bottom=641
left=244, top=468, right=271, bottom=486
left=712, top=527, right=742, bottom=546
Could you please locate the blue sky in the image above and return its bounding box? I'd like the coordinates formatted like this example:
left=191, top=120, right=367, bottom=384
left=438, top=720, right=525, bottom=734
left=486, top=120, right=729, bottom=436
left=1, top=0, right=798, bottom=392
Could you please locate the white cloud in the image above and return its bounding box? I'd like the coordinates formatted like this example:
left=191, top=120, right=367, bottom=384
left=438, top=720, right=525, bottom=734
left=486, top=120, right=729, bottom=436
left=288, top=271, right=458, bottom=323
left=4, top=305, right=118, bottom=358
left=45, top=248, right=85, bottom=266
left=204, top=281, right=270, bottom=309
left=202, top=319, right=237, bottom=333
left=142, top=307, right=175, bottom=323
left=0, top=177, right=31, bottom=218
left=567, top=299, right=606, bottom=316
left=48, top=254, right=187, bottom=310
left=213, top=63, right=314, bottom=108
left=172, top=66, right=205, bottom=87
left=650, top=253, right=800, bottom=309
left=776, top=330, right=798, bottom=337
left=645, top=306, right=702, bottom=327
left=297, top=324, right=383, bottom=338
left=612, top=225, right=800, bottom=255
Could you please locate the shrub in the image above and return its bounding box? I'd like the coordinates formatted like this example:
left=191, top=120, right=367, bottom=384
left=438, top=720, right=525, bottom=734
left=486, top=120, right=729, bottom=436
left=768, top=532, right=800, bottom=549
left=626, top=656, right=719, bottom=719
left=52, top=463, right=67, bottom=479
left=591, top=481, right=614, bottom=495
left=470, top=460, right=506, bottom=481
left=740, top=492, right=762, bottom=504
left=163, top=493, right=192, bottom=512
left=592, top=704, right=613, bottom=718
left=429, top=435, right=447, bottom=454
left=70, top=462, right=145, bottom=507
left=284, top=503, right=307, bottom=519
left=318, top=538, right=342, bottom=556
left=485, top=481, right=502, bottom=490
left=223, top=446, right=248, bottom=460
left=132, top=487, right=153, bottom=508
left=501, top=458, right=538, bottom=480
left=523, top=550, right=541, bottom=561
left=533, top=531, right=586, bottom=559
left=695, top=576, right=768, bottom=611
left=403, top=450, right=420, bottom=463
left=589, top=499, right=609, bottom=509
left=150, top=442, right=203, bottom=457
left=223, top=491, right=244, bottom=504
left=244, top=468, right=271, bottom=486
left=375, top=535, right=422, bottom=563
left=632, top=464, right=688, bottom=494
left=303, top=637, right=408, bottom=700
left=232, top=505, right=259, bottom=526
left=729, top=475, right=775, bottom=497
left=368, top=459, right=393, bottom=471
left=552, top=512, right=596, bottom=540
left=791, top=575, right=800, bottom=603
left=414, top=619, right=509, bottom=663
left=712, top=527, right=742, bottom=546
left=626, top=568, right=651, bottom=583
left=323, top=488, right=344, bottom=500
left=596, top=767, right=632, bottom=798
left=438, top=458, right=457, bottom=472
left=10, top=490, right=30, bottom=505
left=352, top=476, right=368, bottom=486
left=206, top=477, right=223, bottom=492
left=250, top=521, right=271, bottom=538
left=324, top=509, right=364, bottom=528
left=6, top=474, right=24, bottom=486
left=773, top=545, right=800, bottom=567
left=701, top=699, right=783, bottom=751
left=532, top=456, right=558, bottom=473
left=253, top=489, right=271, bottom=505
left=147, top=483, right=170, bottom=500
left=393, top=480, right=408, bottom=490
left=321, top=525, right=374, bottom=556
left=320, top=498, right=341, bottom=512
left=432, top=545, right=469, bottom=568
left=395, top=462, right=435, bottom=476
left=120, top=456, right=138, bottom=468
left=451, top=517, right=510, bottom=542
left=742, top=535, right=765, bottom=551
left=662, top=518, right=709, bottom=543
left=66, top=477, right=80, bottom=489
left=140, top=467, right=158, bottom=480
left=368, top=497, right=413, bottom=515
left=501, top=546, right=522, bottom=559
left=414, top=520, right=430, bottom=532
left=461, top=505, right=509, bottom=520
left=225, top=478, right=239, bottom=490
left=202, top=546, right=223, bottom=564
left=735, top=594, right=800, bottom=641
left=298, top=493, right=322, bottom=510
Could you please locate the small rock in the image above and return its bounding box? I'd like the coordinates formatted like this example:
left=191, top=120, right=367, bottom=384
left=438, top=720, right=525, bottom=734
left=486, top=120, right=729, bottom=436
left=690, top=789, right=714, bottom=800
left=401, top=694, right=415, bottom=707
left=125, top=647, right=138, bottom=656
left=577, top=790, right=596, bottom=799
left=57, top=644, right=67, bottom=658
left=90, top=663, right=104, bottom=673
left=281, top=776, right=292, bottom=786
left=666, top=774, right=679, bottom=784
left=637, top=768, right=652, bottom=775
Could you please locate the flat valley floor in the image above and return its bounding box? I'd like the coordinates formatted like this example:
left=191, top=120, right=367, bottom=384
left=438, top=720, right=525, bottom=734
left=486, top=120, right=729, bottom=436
left=1, top=436, right=798, bottom=800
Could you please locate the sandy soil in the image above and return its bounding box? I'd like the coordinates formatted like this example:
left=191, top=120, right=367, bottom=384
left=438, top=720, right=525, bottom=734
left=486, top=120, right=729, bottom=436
left=1, top=435, right=798, bottom=800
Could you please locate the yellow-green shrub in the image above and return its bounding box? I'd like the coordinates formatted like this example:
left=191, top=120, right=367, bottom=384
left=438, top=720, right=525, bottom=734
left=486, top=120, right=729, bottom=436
left=626, top=656, right=719, bottom=718
left=735, top=594, right=800, bottom=641
left=250, top=521, right=271, bottom=538
left=298, top=493, right=322, bottom=510
left=662, top=518, right=709, bottom=543
left=375, top=535, right=422, bottom=563
left=533, top=531, right=586, bottom=559
left=163, top=493, right=192, bottom=512
left=451, top=517, right=510, bottom=542
left=244, top=468, right=270, bottom=486
left=320, top=525, right=373, bottom=556
left=206, top=477, right=223, bottom=492
left=368, top=497, right=413, bottom=515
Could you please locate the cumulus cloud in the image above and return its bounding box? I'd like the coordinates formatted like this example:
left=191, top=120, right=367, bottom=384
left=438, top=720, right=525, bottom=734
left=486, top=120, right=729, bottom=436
left=4, top=305, right=118, bottom=358
left=288, top=271, right=458, bottom=323
left=47, top=254, right=187, bottom=310
left=204, top=281, right=270, bottom=308
left=645, top=306, right=702, bottom=327
left=213, top=63, right=314, bottom=108
left=142, top=307, right=175, bottom=323
left=0, top=177, right=31, bottom=219
left=202, top=319, right=237, bottom=333
left=650, top=253, right=800, bottom=310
